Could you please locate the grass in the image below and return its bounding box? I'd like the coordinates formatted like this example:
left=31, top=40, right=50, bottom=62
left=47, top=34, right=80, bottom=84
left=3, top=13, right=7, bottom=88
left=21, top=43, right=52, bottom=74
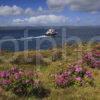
left=0, top=43, right=100, bottom=100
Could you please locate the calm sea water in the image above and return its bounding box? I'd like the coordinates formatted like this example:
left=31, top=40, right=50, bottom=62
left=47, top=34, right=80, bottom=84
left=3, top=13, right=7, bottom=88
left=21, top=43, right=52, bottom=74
left=0, top=27, right=100, bottom=51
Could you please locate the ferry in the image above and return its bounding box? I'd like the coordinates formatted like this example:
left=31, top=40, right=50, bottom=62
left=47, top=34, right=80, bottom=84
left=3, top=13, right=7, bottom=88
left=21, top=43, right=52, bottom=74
left=45, top=29, right=57, bottom=36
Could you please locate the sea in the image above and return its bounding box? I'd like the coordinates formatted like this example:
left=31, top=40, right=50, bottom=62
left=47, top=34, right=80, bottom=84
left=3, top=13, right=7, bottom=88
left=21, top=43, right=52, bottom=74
left=0, top=26, right=100, bottom=51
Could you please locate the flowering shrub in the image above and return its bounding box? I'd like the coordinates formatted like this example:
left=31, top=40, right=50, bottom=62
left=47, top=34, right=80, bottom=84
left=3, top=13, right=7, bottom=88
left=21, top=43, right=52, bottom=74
left=83, top=45, right=100, bottom=69
left=92, top=49, right=100, bottom=59
left=54, top=65, right=94, bottom=88
left=83, top=52, right=94, bottom=64
left=0, top=67, right=45, bottom=96
left=83, top=52, right=100, bottom=69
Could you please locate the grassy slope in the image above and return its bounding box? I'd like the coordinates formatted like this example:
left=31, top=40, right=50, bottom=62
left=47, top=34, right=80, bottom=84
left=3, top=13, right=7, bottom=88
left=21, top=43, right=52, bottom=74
left=0, top=44, right=100, bottom=100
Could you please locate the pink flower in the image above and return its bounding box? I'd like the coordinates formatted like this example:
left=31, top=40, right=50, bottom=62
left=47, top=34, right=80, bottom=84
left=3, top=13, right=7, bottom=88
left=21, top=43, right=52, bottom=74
left=10, top=67, right=19, bottom=74
left=75, top=66, right=82, bottom=73
left=92, top=60, right=100, bottom=68
left=14, top=73, right=21, bottom=79
left=62, top=71, right=69, bottom=77
left=55, top=74, right=68, bottom=86
left=2, top=79, right=11, bottom=85
left=86, top=71, right=92, bottom=78
left=0, top=71, right=9, bottom=78
left=75, top=77, right=82, bottom=81
left=83, top=52, right=94, bottom=62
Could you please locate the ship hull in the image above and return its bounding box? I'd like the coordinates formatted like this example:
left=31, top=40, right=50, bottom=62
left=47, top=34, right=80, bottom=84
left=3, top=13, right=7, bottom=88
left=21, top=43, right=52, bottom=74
left=45, top=33, right=57, bottom=36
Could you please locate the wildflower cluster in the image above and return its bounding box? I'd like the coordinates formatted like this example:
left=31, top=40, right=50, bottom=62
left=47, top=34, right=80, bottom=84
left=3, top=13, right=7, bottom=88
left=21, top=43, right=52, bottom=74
left=54, top=65, right=94, bottom=88
left=0, top=67, right=43, bottom=96
left=83, top=46, right=100, bottom=69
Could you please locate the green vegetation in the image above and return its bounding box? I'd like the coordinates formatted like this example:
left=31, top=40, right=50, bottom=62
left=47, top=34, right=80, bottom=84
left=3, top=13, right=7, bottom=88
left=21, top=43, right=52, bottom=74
left=0, top=43, right=100, bottom=100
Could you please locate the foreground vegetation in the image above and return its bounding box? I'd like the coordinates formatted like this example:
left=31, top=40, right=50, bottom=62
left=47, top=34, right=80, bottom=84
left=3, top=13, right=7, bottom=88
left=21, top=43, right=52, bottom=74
left=0, top=43, right=100, bottom=100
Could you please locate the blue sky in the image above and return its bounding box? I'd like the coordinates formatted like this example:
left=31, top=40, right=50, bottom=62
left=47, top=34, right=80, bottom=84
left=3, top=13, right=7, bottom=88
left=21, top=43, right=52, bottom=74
left=0, top=0, right=100, bottom=26
left=0, top=0, right=47, bottom=10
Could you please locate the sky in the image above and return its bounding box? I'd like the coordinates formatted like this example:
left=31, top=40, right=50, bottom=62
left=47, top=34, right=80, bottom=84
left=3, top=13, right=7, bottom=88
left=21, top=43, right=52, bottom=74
left=0, top=0, right=100, bottom=26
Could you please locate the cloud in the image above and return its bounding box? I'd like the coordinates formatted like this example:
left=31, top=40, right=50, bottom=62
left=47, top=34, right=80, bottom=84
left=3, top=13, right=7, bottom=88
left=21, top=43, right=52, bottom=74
left=0, top=5, right=35, bottom=16
left=12, top=15, right=69, bottom=26
left=0, top=5, right=61, bottom=16
left=0, top=5, right=46, bottom=16
left=25, top=8, right=34, bottom=15
left=0, top=5, right=23, bottom=16
left=47, top=0, right=100, bottom=12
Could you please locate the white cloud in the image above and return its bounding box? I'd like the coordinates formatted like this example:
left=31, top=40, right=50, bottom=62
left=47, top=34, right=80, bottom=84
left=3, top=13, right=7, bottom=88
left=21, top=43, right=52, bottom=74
left=13, top=19, right=25, bottom=23
left=0, top=5, right=23, bottom=16
left=12, top=15, right=69, bottom=26
left=0, top=5, right=60, bottom=16
left=47, top=0, right=100, bottom=12
left=25, top=8, right=34, bottom=15
left=0, top=5, right=45, bottom=16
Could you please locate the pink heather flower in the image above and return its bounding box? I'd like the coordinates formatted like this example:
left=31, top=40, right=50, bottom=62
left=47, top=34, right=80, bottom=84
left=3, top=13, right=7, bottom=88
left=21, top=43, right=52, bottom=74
left=55, top=74, right=67, bottom=86
left=93, top=51, right=100, bottom=57
left=75, top=77, right=82, bottom=81
left=75, top=66, right=82, bottom=73
left=92, top=46, right=100, bottom=58
left=83, top=52, right=94, bottom=62
left=86, top=71, right=92, bottom=78
left=10, top=67, right=19, bottom=74
left=14, top=73, right=21, bottom=79
left=0, top=71, right=9, bottom=78
left=92, top=60, right=100, bottom=68
left=62, top=71, right=69, bottom=77
left=2, top=79, right=11, bottom=85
